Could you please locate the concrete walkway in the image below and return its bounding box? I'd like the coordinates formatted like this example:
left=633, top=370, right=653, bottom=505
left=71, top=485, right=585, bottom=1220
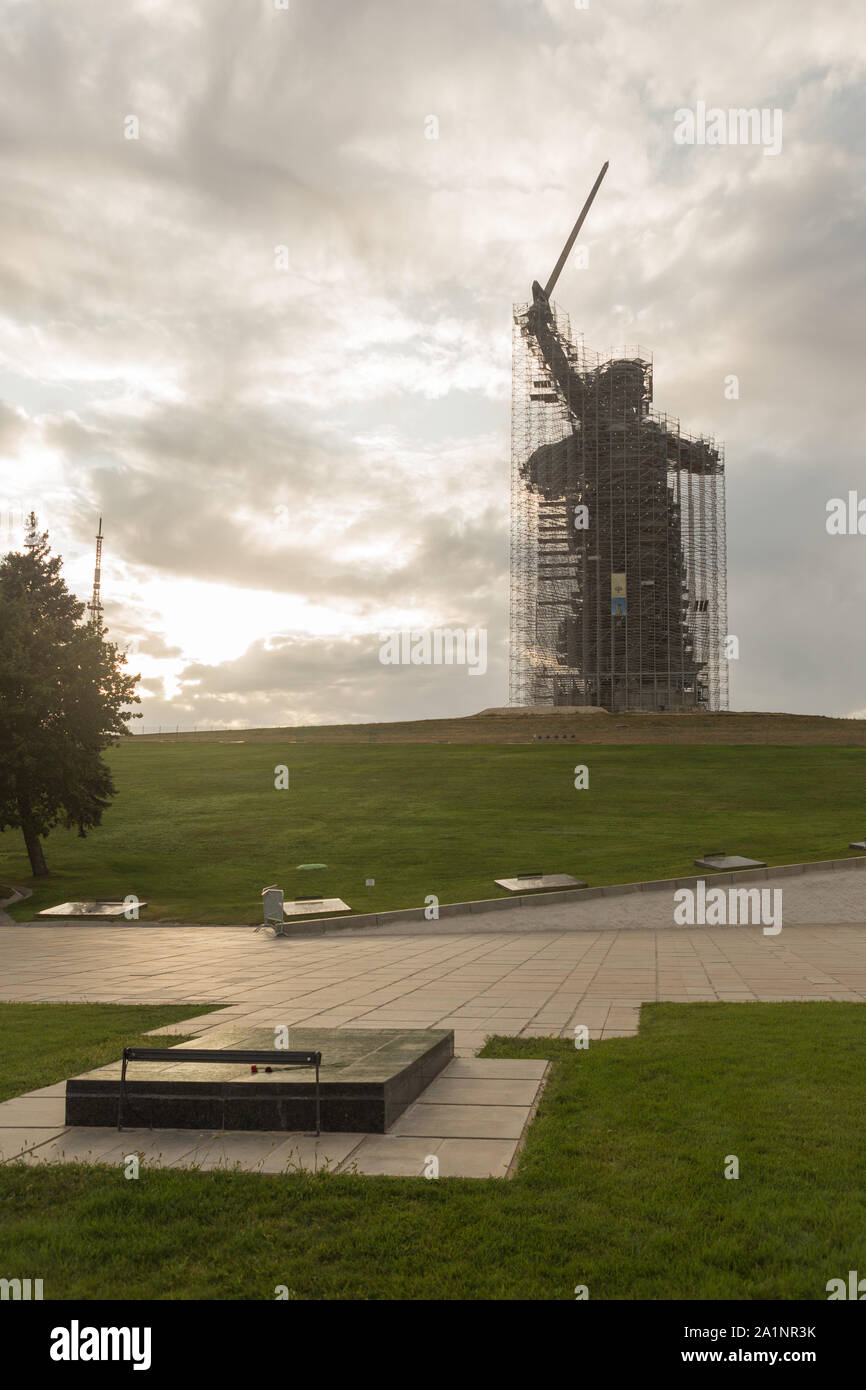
left=2, top=864, right=864, bottom=1176
left=1, top=862, right=865, bottom=1051
left=351, top=860, right=866, bottom=935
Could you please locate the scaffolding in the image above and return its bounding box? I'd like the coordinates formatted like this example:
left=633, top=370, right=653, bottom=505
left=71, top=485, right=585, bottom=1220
left=509, top=298, right=727, bottom=711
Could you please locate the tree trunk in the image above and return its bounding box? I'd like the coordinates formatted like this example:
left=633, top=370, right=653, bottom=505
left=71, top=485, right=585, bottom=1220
left=18, top=804, right=49, bottom=877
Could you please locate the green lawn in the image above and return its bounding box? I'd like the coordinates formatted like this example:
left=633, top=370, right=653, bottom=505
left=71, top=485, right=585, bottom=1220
left=1, top=1001, right=864, bottom=1299
left=1, top=743, right=864, bottom=922
left=0, top=1002, right=221, bottom=1103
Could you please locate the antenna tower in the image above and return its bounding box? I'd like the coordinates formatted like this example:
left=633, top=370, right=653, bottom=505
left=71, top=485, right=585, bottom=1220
left=87, top=516, right=105, bottom=629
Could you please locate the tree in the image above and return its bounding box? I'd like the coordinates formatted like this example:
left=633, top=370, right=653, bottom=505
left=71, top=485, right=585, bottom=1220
left=0, top=514, right=140, bottom=877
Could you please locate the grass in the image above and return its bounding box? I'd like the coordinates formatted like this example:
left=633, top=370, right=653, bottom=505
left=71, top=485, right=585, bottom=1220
left=1, top=1001, right=865, bottom=1299
left=0, top=1003, right=221, bottom=1102
left=1, top=742, right=865, bottom=922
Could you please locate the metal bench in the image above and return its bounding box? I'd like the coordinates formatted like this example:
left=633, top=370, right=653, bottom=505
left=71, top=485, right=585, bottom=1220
left=118, top=1047, right=323, bottom=1134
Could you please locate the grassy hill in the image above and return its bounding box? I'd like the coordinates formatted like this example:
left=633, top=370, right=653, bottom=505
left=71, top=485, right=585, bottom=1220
left=129, top=708, right=866, bottom=746
left=2, top=741, right=864, bottom=923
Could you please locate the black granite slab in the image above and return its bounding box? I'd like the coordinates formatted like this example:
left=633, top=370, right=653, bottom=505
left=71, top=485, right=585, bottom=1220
left=65, top=1027, right=454, bottom=1133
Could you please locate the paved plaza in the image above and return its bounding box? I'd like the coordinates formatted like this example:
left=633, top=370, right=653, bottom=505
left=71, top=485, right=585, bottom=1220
left=2, top=862, right=864, bottom=1176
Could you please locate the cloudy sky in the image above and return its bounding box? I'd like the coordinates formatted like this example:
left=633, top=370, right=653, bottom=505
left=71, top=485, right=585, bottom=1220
left=1, top=0, right=864, bottom=728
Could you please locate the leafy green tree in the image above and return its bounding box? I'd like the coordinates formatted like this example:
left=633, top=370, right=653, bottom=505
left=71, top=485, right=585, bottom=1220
left=0, top=514, right=140, bottom=877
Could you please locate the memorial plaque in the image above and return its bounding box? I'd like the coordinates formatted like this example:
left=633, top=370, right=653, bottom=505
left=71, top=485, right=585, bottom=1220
left=283, top=897, right=351, bottom=917
left=65, top=1026, right=454, bottom=1134
left=37, top=900, right=148, bottom=919
left=495, top=873, right=586, bottom=892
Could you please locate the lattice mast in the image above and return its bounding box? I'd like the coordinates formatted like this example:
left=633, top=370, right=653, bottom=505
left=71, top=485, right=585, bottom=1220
left=87, top=516, right=105, bottom=629
left=509, top=164, right=727, bottom=712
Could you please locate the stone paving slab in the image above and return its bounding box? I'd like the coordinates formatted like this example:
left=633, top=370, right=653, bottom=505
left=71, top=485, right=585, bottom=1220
left=443, top=1058, right=548, bottom=1079
left=390, top=1102, right=528, bottom=1139
left=19, top=1128, right=204, bottom=1167
left=0, top=1095, right=67, bottom=1126
left=179, top=1132, right=360, bottom=1173
left=340, top=1135, right=515, bottom=1178
left=419, top=1077, right=541, bottom=1106
left=0, top=1127, right=68, bottom=1161
left=345, top=1136, right=441, bottom=1176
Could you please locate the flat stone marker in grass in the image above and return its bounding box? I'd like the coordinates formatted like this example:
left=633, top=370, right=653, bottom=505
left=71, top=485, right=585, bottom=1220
left=849, top=839, right=866, bottom=851
left=494, top=873, right=586, bottom=892
left=36, top=901, right=149, bottom=918
left=283, top=897, right=351, bottom=917
left=693, top=853, right=766, bottom=871
left=275, top=865, right=350, bottom=919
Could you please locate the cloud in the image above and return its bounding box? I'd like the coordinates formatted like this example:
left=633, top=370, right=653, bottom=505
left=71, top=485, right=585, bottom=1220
left=134, top=628, right=505, bottom=730
left=1, top=0, right=865, bottom=723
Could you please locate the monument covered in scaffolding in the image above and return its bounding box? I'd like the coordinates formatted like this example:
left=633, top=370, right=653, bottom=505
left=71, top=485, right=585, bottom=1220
left=509, top=163, right=727, bottom=712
